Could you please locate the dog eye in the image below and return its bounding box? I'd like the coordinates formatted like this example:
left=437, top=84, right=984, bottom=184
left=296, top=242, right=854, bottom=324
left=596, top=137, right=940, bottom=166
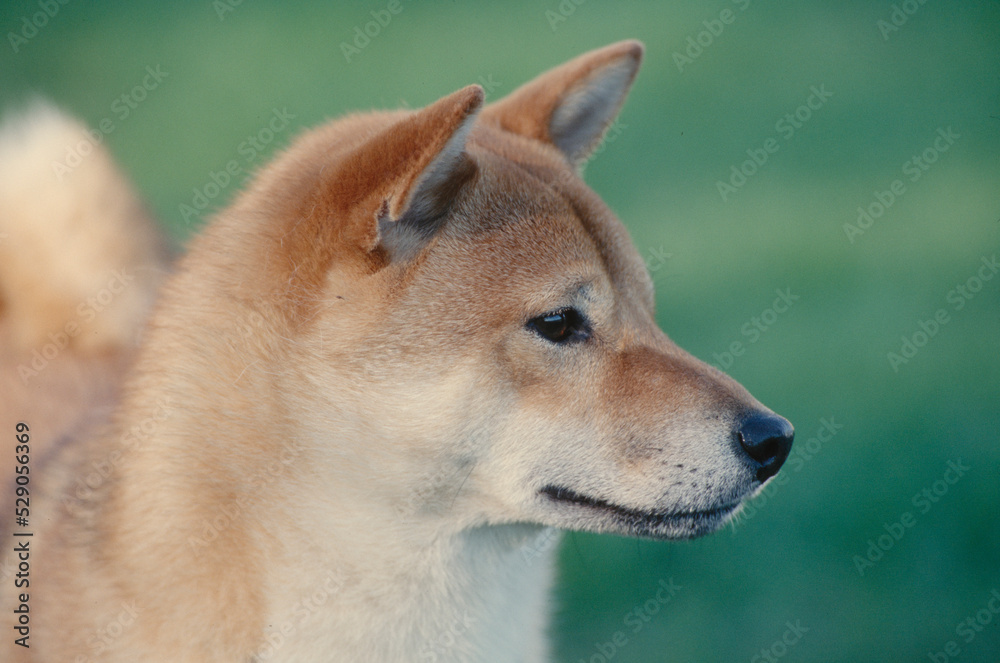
left=528, top=308, right=588, bottom=344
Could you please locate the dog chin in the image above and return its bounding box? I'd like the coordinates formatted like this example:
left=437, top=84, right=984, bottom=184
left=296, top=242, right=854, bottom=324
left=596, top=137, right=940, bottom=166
left=539, top=485, right=745, bottom=540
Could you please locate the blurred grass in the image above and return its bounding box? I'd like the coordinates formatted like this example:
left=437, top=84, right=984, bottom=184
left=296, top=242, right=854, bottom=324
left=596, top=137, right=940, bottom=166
left=2, top=0, right=998, bottom=660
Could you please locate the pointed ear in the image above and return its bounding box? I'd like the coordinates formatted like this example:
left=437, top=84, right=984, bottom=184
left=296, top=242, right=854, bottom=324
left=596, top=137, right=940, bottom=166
left=480, top=40, right=643, bottom=167
left=319, top=84, right=484, bottom=254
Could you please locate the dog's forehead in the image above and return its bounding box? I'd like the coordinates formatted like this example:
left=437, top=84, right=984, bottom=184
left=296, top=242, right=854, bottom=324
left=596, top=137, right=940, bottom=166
left=441, top=133, right=655, bottom=312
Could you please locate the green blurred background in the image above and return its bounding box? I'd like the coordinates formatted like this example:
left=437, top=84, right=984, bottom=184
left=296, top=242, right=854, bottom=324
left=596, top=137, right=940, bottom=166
left=2, top=1, right=997, bottom=660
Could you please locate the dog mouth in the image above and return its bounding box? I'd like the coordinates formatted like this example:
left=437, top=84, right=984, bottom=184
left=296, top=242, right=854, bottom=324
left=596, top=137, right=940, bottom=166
left=539, top=485, right=742, bottom=540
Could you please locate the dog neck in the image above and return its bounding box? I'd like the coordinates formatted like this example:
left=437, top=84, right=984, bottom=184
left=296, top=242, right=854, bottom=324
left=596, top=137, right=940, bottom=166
left=260, top=502, right=560, bottom=662
left=106, top=280, right=560, bottom=661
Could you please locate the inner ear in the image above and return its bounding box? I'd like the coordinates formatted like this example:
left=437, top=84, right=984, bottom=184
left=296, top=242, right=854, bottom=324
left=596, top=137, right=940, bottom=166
left=295, top=84, right=482, bottom=266
left=379, top=149, right=477, bottom=259
left=549, top=58, right=637, bottom=163
left=480, top=40, right=643, bottom=168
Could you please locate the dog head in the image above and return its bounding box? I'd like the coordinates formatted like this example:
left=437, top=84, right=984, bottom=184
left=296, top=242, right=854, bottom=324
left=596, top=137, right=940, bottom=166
left=206, top=40, right=792, bottom=541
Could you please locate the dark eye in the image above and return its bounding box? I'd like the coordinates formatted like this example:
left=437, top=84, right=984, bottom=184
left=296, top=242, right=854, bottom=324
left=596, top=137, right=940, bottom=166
left=527, top=308, right=589, bottom=344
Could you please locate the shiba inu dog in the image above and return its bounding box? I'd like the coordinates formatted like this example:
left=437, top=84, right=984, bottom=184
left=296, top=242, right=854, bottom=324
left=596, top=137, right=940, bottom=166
left=0, top=40, right=793, bottom=662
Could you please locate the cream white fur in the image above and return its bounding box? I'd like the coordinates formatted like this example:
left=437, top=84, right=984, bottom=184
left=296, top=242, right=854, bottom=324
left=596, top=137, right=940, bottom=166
left=0, top=101, right=165, bottom=353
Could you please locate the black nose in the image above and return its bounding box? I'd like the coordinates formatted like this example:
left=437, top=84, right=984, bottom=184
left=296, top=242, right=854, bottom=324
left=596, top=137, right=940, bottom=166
left=737, top=412, right=794, bottom=482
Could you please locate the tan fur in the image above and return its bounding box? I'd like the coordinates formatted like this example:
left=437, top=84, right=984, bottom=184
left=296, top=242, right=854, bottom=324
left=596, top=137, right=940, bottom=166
left=1, top=41, right=792, bottom=662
